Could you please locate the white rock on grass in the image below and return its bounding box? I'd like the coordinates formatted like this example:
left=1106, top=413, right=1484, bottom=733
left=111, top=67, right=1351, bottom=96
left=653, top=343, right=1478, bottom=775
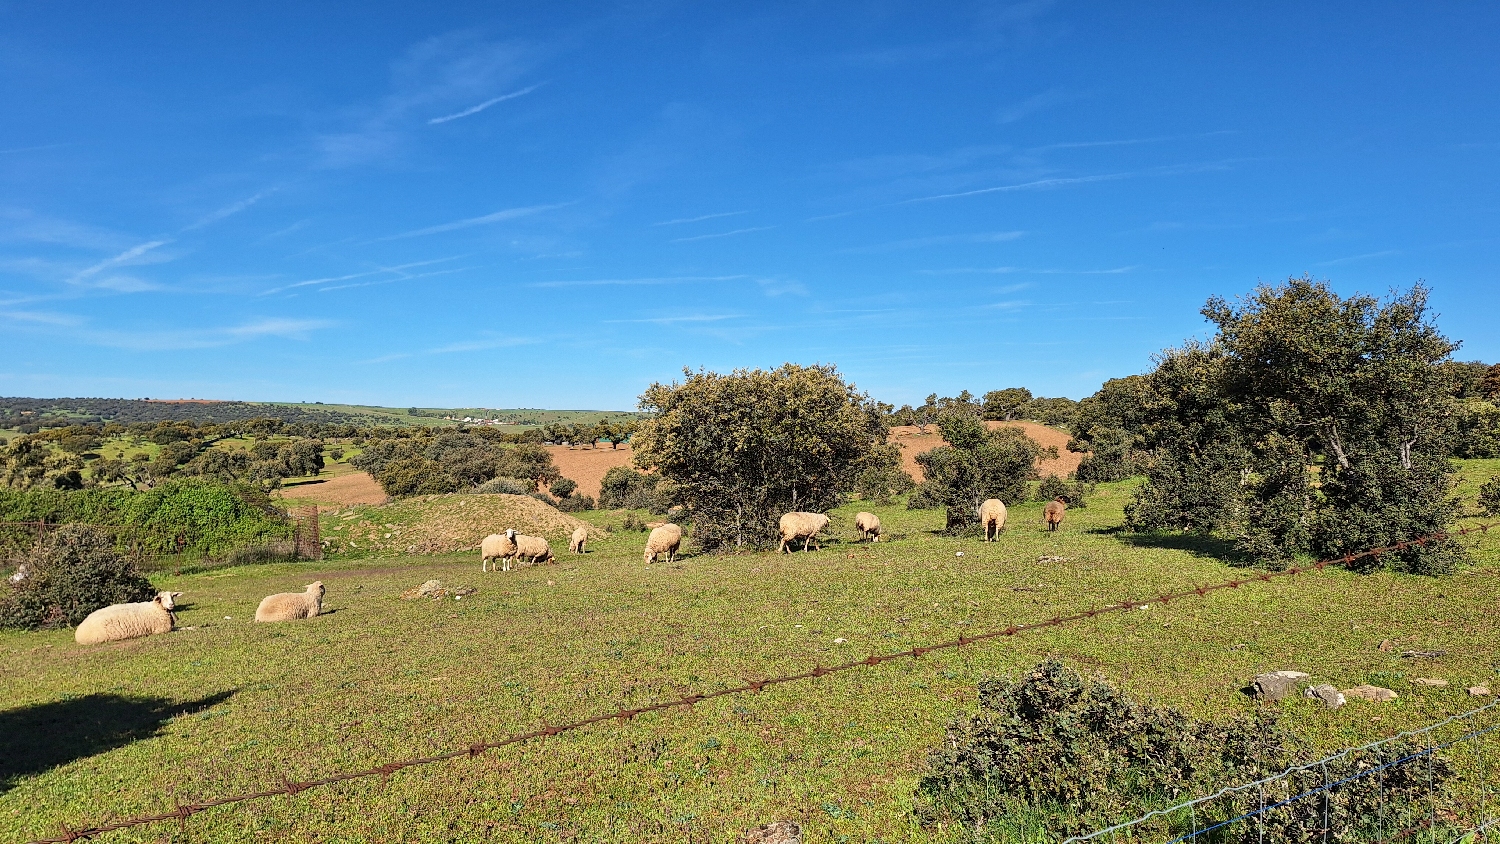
left=1252, top=671, right=1311, bottom=701
left=1412, top=677, right=1449, bottom=687
left=1343, top=684, right=1399, bottom=703
left=1305, top=684, right=1346, bottom=709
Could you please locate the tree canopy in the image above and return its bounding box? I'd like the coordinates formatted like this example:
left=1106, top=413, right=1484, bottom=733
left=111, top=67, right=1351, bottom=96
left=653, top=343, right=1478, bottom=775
left=631, top=364, right=887, bottom=551
left=1126, top=277, right=1465, bottom=573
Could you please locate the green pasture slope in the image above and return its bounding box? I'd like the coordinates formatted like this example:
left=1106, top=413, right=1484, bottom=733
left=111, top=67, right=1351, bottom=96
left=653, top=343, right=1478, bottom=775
left=2, top=464, right=1499, bottom=843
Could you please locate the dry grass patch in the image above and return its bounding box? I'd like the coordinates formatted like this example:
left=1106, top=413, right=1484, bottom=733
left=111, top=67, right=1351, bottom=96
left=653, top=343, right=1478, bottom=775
left=320, top=493, right=603, bottom=556
left=891, top=421, right=1081, bottom=480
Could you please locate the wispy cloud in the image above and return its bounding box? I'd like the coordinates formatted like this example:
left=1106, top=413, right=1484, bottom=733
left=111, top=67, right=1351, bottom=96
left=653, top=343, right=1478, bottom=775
left=903, top=173, right=1132, bottom=204
left=67, top=240, right=172, bottom=286
left=530, top=275, right=748, bottom=289
left=183, top=189, right=276, bottom=231
left=1027, top=130, right=1237, bottom=154
left=428, top=82, right=545, bottom=124
left=361, top=336, right=534, bottom=364
left=603, top=314, right=742, bottom=324
left=839, top=230, right=1025, bottom=253
left=1314, top=250, right=1399, bottom=266
left=315, top=267, right=469, bottom=292
left=652, top=210, right=750, bottom=226
left=670, top=226, right=775, bottom=243
left=0, top=308, right=83, bottom=327
left=259, top=256, right=462, bottom=295
left=66, top=317, right=334, bottom=350
left=377, top=202, right=569, bottom=240
left=918, top=265, right=1138, bottom=275
left=996, top=88, right=1076, bottom=124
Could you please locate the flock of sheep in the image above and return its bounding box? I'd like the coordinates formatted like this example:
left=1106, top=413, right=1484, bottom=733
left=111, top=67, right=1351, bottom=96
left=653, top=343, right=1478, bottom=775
left=68, top=497, right=1068, bottom=648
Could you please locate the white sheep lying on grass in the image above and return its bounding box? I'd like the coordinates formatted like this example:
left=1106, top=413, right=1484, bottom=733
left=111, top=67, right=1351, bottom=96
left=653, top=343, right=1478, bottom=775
left=778, top=512, right=830, bottom=553
left=75, top=590, right=182, bottom=645
left=643, top=523, right=682, bottom=564
left=482, top=531, right=519, bottom=572
left=255, top=582, right=324, bottom=622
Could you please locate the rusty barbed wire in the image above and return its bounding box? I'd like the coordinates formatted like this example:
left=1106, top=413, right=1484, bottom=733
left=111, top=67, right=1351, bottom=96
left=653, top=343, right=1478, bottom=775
left=23, top=519, right=1500, bottom=844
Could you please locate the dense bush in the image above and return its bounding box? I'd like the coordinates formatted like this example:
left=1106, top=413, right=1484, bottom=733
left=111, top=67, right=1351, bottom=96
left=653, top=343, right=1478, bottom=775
left=598, top=466, right=664, bottom=510
left=352, top=433, right=557, bottom=497
left=852, top=443, right=914, bottom=504
left=916, top=660, right=1278, bottom=835
left=0, top=480, right=291, bottom=557
left=916, top=660, right=1452, bottom=842
left=911, top=412, right=1045, bottom=532
left=1479, top=475, right=1500, bottom=516
left=475, top=476, right=534, bottom=495
left=632, top=364, right=886, bottom=550
left=1, top=526, right=155, bottom=630
left=1035, top=474, right=1089, bottom=507
left=1125, top=279, right=1465, bottom=573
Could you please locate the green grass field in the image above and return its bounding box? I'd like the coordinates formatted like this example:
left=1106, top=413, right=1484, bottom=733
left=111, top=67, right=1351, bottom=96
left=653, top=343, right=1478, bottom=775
left=3, top=465, right=1499, bottom=843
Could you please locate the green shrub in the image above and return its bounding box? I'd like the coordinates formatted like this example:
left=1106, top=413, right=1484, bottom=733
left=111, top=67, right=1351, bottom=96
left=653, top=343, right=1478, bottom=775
left=1035, top=475, right=1090, bottom=508
left=475, top=476, right=533, bottom=495
left=599, top=466, right=663, bottom=510
left=1, top=526, right=154, bottom=630
left=1479, top=475, right=1500, bottom=516
left=915, top=660, right=1279, bottom=836
left=914, top=660, right=1452, bottom=842
left=548, top=478, right=578, bottom=499
left=556, top=493, right=595, bottom=512
left=0, top=480, right=290, bottom=557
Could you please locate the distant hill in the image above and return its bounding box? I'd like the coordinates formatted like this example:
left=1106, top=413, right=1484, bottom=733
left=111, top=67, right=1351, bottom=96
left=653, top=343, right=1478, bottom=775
left=0, top=397, right=637, bottom=431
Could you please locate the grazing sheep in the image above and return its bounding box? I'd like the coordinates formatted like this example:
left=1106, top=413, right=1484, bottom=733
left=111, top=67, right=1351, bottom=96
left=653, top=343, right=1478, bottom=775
left=644, top=523, right=683, bottom=564
left=481, top=531, right=519, bottom=572
left=855, top=512, right=881, bottom=543
left=255, top=582, right=325, bottom=622
left=979, top=499, right=1007, bottom=542
left=74, top=590, right=182, bottom=645
left=778, top=512, right=830, bottom=553
left=1044, top=498, right=1067, bottom=532
left=569, top=526, right=588, bottom=554
left=513, top=533, right=554, bottom=566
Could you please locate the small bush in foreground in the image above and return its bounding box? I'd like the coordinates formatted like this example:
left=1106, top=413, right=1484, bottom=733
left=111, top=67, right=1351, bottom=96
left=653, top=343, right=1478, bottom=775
left=1480, top=475, right=1500, bottom=516
left=1, top=526, right=154, bottom=630
left=916, top=660, right=1454, bottom=842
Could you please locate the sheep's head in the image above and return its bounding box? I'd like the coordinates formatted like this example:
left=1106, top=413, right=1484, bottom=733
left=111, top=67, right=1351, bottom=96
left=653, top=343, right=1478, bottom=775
left=506, top=528, right=517, bottom=540
left=155, top=591, right=183, bottom=610
left=308, top=581, right=325, bottom=597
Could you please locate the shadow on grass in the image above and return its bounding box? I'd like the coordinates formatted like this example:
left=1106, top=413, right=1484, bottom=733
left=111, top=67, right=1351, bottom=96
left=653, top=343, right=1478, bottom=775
left=0, top=690, right=235, bottom=791
left=1096, top=527, right=1254, bottom=566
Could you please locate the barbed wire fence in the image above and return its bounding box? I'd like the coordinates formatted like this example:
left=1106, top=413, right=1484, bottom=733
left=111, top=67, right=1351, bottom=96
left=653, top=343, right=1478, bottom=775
left=20, top=519, right=1500, bottom=844
left=1064, top=696, right=1500, bottom=843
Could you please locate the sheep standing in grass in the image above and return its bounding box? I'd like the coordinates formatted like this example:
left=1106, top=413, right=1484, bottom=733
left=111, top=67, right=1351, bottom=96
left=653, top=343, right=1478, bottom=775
left=569, top=526, right=588, bottom=554
left=1044, top=498, right=1067, bottom=532
left=644, top=523, right=683, bottom=564
left=513, top=533, right=554, bottom=566
left=74, top=590, right=182, bottom=645
left=255, top=582, right=324, bottom=622
left=979, top=499, right=1007, bottom=542
left=778, top=512, right=830, bottom=553
left=482, top=531, right=519, bottom=572
left=855, top=512, right=881, bottom=543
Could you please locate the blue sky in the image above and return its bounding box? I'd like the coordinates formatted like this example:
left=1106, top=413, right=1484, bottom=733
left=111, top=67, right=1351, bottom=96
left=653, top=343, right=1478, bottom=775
left=2, top=2, right=1497, bottom=410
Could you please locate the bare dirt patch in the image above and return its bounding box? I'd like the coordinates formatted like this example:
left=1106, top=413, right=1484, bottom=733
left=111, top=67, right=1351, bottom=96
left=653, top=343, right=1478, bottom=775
left=890, top=421, right=1082, bottom=481
left=276, top=470, right=389, bottom=510
left=546, top=444, right=634, bottom=500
